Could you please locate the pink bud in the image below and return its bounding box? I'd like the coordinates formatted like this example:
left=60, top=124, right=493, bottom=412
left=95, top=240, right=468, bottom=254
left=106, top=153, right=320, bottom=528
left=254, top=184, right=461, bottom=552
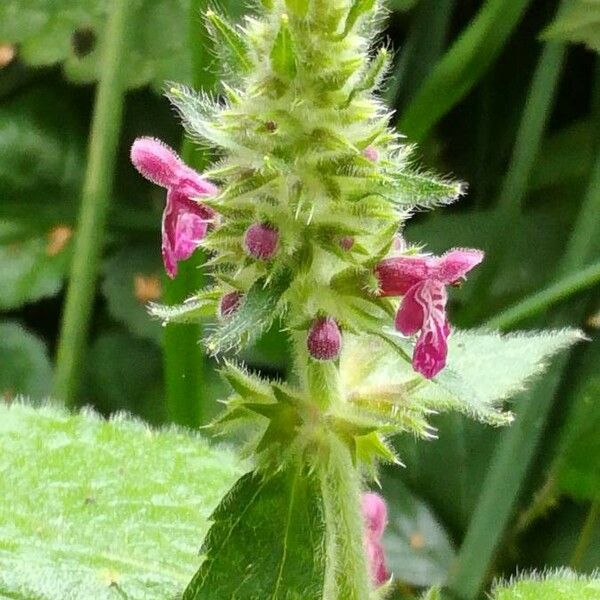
left=219, top=291, right=243, bottom=319
left=339, top=236, right=354, bottom=251
left=307, top=317, right=342, bottom=361
left=362, top=492, right=390, bottom=587
left=244, top=223, right=279, bottom=261
left=362, top=146, right=379, bottom=162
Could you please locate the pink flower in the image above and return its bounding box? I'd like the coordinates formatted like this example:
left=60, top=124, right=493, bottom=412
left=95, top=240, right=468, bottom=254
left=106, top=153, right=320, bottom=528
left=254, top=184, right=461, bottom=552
left=375, top=248, right=484, bottom=379
left=130, top=137, right=218, bottom=278
left=362, top=492, right=390, bottom=587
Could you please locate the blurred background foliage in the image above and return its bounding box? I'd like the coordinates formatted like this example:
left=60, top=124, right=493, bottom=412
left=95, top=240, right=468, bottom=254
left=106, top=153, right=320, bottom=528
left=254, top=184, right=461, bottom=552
left=0, top=0, right=599, bottom=598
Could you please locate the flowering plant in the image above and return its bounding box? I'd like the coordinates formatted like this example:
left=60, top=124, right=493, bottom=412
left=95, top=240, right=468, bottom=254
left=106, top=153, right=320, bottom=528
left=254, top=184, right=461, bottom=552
left=131, top=0, right=581, bottom=597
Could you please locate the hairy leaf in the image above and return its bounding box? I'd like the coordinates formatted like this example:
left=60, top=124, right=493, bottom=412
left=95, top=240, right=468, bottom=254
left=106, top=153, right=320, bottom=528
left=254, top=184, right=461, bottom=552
left=543, top=1, right=600, bottom=53
left=205, top=274, right=289, bottom=355
left=341, top=329, right=583, bottom=430
left=0, top=323, right=53, bottom=401
left=491, top=570, right=600, bottom=600
left=0, top=403, right=243, bottom=599
left=183, top=466, right=326, bottom=599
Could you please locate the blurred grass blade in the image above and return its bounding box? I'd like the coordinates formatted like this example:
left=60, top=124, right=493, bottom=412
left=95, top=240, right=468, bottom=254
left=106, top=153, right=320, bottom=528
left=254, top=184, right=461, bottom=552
left=447, top=144, right=600, bottom=600
left=161, top=0, right=217, bottom=428
left=399, top=0, right=532, bottom=141
left=485, top=260, right=600, bottom=330
left=52, top=0, right=133, bottom=405
left=467, top=39, right=566, bottom=315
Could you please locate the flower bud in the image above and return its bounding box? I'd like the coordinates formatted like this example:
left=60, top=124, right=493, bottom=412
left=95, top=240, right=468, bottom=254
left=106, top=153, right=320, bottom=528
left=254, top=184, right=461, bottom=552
left=339, top=236, right=354, bottom=251
left=244, top=223, right=279, bottom=260
left=362, top=146, right=379, bottom=162
left=307, top=317, right=342, bottom=361
left=219, top=291, right=243, bottom=319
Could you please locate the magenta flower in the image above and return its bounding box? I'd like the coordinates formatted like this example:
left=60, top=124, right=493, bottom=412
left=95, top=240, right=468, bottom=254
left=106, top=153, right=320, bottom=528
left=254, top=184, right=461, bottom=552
left=130, top=137, right=218, bottom=278
left=375, top=248, right=484, bottom=379
left=362, top=492, right=390, bottom=587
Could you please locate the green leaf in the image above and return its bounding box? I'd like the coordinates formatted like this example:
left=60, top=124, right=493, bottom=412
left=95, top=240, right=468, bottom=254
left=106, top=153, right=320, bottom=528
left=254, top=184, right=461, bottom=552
left=271, top=15, right=297, bottom=80
left=149, top=287, right=220, bottom=325
left=387, top=170, right=464, bottom=209
left=0, top=402, right=243, bottom=599
left=380, top=474, right=456, bottom=587
left=102, top=245, right=164, bottom=342
left=87, top=330, right=165, bottom=423
left=0, top=322, right=52, bottom=401
left=556, top=339, right=600, bottom=501
left=0, top=224, right=72, bottom=309
left=342, top=0, right=377, bottom=37
left=285, top=0, right=310, bottom=18
left=543, top=1, right=600, bottom=53
left=183, top=466, right=326, bottom=599
left=491, top=569, right=600, bottom=600
left=205, top=274, right=289, bottom=355
left=341, top=329, right=583, bottom=430
left=205, top=9, right=253, bottom=74
left=0, top=0, right=197, bottom=90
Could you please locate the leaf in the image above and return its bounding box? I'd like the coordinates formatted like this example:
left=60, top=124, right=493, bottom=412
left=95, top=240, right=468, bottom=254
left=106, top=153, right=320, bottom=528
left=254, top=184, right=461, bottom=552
left=86, top=330, right=165, bottom=423
left=183, top=466, right=326, bottom=599
left=0, top=0, right=188, bottom=90
left=341, top=329, right=583, bottom=429
left=271, top=15, right=297, bottom=80
left=342, top=0, right=377, bottom=37
left=556, top=339, right=600, bottom=501
left=386, top=171, right=464, bottom=209
left=380, top=473, right=456, bottom=588
left=0, top=322, right=52, bottom=401
left=0, top=224, right=72, bottom=309
left=205, top=9, right=253, bottom=74
left=102, top=245, right=164, bottom=342
left=491, top=569, right=600, bottom=600
left=0, top=402, right=244, bottom=599
left=204, top=274, right=290, bottom=355
left=543, top=1, right=600, bottom=53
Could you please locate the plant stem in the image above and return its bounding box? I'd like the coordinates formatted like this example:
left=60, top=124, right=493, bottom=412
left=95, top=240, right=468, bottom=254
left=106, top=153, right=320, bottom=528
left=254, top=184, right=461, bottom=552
left=466, top=39, right=566, bottom=319
left=570, top=500, right=600, bottom=570
left=52, top=0, right=132, bottom=405
left=161, top=1, right=214, bottom=427
left=447, top=146, right=600, bottom=600
left=485, top=259, right=600, bottom=330
left=399, top=0, right=532, bottom=141
left=321, top=434, right=371, bottom=600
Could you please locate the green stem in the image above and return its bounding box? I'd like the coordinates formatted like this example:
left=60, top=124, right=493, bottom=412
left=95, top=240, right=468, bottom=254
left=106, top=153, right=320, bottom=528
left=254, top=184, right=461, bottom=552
left=447, top=148, right=600, bottom=600
left=466, top=39, right=566, bottom=319
left=399, top=0, right=532, bottom=141
left=570, top=500, right=600, bottom=570
left=485, top=259, right=600, bottom=330
left=52, top=0, right=132, bottom=405
left=161, top=0, right=214, bottom=427
left=321, top=435, right=371, bottom=600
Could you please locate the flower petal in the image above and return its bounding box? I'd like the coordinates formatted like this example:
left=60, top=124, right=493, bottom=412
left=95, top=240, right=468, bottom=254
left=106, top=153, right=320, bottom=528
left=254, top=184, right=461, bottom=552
left=435, top=248, right=484, bottom=284
left=375, top=256, right=430, bottom=296
left=131, top=137, right=184, bottom=189
left=395, top=284, right=425, bottom=335
left=362, top=492, right=387, bottom=539
left=412, top=280, right=449, bottom=379
left=366, top=537, right=390, bottom=587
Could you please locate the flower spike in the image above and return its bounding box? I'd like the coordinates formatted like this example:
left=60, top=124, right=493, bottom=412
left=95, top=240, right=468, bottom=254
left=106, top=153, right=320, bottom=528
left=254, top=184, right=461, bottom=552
left=376, top=248, right=484, bottom=379
left=131, top=137, right=218, bottom=278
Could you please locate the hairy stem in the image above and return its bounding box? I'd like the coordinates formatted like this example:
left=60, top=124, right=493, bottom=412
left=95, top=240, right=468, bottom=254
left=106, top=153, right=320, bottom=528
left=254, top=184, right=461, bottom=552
left=52, top=0, right=132, bottom=405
